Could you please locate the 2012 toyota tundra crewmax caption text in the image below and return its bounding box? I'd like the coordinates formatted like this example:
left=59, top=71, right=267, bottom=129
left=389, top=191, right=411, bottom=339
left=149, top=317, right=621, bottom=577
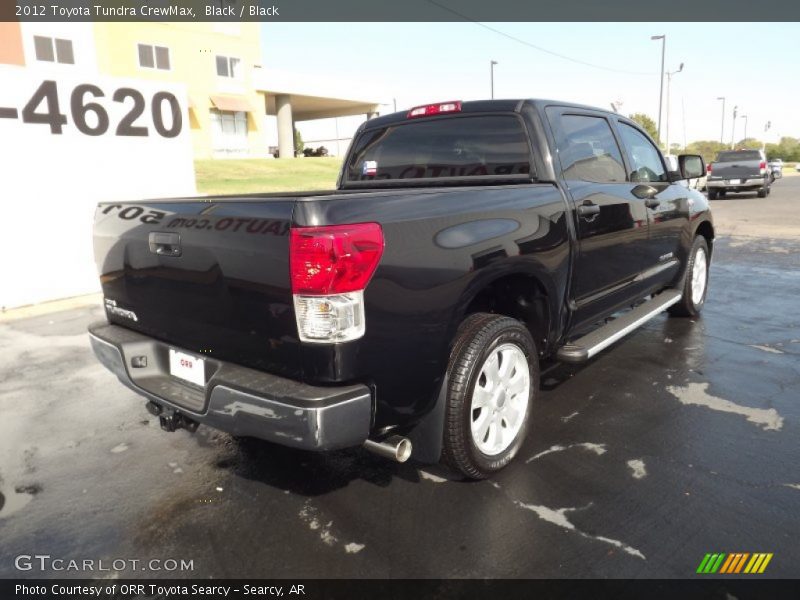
left=89, top=99, right=714, bottom=478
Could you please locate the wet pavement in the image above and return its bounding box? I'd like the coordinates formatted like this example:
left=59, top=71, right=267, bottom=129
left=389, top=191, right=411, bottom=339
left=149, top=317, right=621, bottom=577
left=1, top=178, right=799, bottom=579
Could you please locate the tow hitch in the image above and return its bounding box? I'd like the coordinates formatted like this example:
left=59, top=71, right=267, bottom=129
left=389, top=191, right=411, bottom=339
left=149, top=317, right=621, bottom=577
left=146, top=401, right=199, bottom=433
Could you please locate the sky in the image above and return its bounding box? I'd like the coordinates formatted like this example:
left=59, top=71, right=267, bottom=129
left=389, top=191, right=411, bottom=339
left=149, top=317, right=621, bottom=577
left=261, top=22, right=799, bottom=148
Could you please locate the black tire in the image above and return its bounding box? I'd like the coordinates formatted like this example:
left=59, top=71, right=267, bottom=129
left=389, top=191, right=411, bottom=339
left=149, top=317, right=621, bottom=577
left=441, top=313, right=538, bottom=479
left=757, top=187, right=767, bottom=198
left=719, top=190, right=727, bottom=198
left=708, top=189, right=718, bottom=200
left=669, top=236, right=710, bottom=318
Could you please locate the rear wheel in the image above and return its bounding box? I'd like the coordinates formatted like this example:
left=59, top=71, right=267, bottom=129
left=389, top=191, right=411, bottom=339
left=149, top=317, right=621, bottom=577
left=669, top=236, right=710, bottom=317
left=708, top=189, right=718, bottom=200
left=442, top=313, right=538, bottom=479
left=757, top=187, right=767, bottom=198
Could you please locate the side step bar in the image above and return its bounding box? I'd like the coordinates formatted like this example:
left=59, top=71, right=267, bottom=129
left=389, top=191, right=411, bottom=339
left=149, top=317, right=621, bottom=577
left=557, top=290, right=682, bottom=364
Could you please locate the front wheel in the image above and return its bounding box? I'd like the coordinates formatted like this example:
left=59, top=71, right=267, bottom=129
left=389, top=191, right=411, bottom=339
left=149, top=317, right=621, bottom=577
left=442, top=313, right=538, bottom=479
left=669, top=236, right=710, bottom=317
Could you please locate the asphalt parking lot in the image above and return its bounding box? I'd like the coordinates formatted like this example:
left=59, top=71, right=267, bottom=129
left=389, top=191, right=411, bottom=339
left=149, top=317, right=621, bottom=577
left=1, top=176, right=798, bottom=579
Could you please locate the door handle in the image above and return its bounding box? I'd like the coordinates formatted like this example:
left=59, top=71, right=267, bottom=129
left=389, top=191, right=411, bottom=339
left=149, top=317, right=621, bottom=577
left=576, top=202, right=601, bottom=219
left=632, top=184, right=659, bottom=200
left=644, top=198, right=660, bottom=209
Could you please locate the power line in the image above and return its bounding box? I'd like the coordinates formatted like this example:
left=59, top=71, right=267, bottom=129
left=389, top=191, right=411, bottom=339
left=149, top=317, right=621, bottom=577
left=425, top=0, right=655, bottom=76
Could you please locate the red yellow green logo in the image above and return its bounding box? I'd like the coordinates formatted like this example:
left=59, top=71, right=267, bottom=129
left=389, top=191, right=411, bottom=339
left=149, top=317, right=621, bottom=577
left=697, top=553, right=773, bottom=574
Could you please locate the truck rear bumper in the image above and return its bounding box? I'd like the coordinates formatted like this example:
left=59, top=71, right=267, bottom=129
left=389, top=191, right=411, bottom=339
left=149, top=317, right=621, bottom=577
left=706, top=177, right=765, bottom=190
left=88, top=321, right=373, bottom=451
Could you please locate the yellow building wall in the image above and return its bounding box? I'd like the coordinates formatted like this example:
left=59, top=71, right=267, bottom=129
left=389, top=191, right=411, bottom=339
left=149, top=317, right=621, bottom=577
left=93, top=23, right=265, bottom=159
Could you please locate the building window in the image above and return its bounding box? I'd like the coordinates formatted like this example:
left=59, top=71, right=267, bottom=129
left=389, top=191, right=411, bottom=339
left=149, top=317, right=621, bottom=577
left=215, top=55, right=241, bottom=78
left=138, top=43, right=170, bottom=70
left=34, top=36, right=74, bottom=64
left=210, top=109, right=248, bottom=155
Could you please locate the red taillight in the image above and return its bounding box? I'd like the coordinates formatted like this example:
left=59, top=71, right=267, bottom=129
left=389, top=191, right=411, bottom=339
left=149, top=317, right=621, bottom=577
left=707, top=163, right=713, bottom=174
left=407, top=101, right=462, bottom=119
left=290, top=223, right=384, bottom=295
left=759, top=161, right=767, bottom=170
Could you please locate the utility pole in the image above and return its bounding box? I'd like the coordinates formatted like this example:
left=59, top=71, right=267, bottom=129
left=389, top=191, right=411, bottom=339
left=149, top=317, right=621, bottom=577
left=730, top=105, right=738, bottom=149
left=763, top=121, right=771, bottom=151
left=665, top=62, right=683, bottom=155
left=490, top=60, right=498, bottom=99
left=651, top=35, right=666, bottom=146
left=716, top=97, right=725, bottom=144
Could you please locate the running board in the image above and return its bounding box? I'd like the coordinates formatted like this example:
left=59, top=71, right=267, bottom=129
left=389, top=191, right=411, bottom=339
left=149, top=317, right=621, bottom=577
left=557, top=290, right=682, bottom=364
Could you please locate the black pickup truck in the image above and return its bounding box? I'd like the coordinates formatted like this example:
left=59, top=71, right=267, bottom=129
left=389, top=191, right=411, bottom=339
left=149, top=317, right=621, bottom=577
left=89, top=99, right=713, bottom=478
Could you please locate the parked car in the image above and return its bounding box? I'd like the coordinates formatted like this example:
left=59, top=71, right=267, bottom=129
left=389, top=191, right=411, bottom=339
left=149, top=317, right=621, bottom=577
left=706, top=149, right=771, bottom=199
left=795, top=162, right=800, bottom=172
left=666, top=154, right=707, bottom=190
left=768, top=159, right=783, bottom=181
left=89, top=99, right=713, bottom=478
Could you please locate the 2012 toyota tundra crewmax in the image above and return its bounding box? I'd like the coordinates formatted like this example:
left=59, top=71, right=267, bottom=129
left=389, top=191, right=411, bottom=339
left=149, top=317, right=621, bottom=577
left=89, top=99, right=714, bottom=478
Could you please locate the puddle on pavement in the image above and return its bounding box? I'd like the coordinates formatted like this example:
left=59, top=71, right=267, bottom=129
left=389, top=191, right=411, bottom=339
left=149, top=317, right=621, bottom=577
left=0, top=486, right=36, bottom=519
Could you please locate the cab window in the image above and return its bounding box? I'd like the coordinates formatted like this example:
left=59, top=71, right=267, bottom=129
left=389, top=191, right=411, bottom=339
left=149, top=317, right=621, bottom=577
left=553, top=114, right=626, bottom=183
left=618, top=123, right=667, bottom=183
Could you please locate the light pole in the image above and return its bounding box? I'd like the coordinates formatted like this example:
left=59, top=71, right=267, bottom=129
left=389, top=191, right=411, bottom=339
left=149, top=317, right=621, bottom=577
left=730, top=105, right=738, bottom=149
left=741, top=114, right=748, bottom=142
left=764, top=120, right=771, bottom=151
left=665, top=62, right=683, bottom=155
left=716, top=96, right=725, bottom=144
left=651, top=35, right=666, bottom=145
left=490, top=60, right=498, bottom=99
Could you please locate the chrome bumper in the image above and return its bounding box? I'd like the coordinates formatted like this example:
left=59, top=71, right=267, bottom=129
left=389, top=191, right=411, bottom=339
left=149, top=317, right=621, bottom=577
left=706, top=177, right=765, bottom=189
left=88, top=322, right=372, bottom=451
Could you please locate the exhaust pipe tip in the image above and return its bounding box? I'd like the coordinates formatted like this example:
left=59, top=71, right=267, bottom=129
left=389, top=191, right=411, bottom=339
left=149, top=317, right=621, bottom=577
left=363, top=435, right=413, bottom=463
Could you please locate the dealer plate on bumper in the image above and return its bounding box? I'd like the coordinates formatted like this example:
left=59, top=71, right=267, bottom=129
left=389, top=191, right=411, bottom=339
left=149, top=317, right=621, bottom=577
left=169, top=349, right=206, bottom=386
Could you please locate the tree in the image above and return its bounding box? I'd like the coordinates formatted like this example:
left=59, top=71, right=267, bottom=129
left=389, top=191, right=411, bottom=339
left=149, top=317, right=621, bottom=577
left=294, top=129, right=304, bottom=154
left=766, top=137, right=800, bottom=161
left=732, top=138, right=763, bottom=150
left=684, top=140, right=729, bottom=164
left=628, top=113, right=659, bottom=144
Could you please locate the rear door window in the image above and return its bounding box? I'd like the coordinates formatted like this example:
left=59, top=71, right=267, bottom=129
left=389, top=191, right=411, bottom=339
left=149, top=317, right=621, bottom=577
left=344, top=115, right=531, bottom=183
left=552, top=114, right=626, bottom=183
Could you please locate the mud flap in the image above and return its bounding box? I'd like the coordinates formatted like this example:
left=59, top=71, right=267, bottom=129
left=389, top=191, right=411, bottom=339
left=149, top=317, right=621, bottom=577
left=407, top=373, right=448, bottom=464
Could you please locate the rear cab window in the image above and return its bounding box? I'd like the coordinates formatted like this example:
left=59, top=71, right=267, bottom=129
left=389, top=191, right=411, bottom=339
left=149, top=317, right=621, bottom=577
left=716, top=150, right=762, bottom=162
left=343, top=115, right=533, bottom=186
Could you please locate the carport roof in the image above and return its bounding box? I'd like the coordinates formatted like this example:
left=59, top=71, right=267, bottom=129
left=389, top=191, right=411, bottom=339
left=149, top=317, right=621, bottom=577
left=254, top=68, right=384, bottom=121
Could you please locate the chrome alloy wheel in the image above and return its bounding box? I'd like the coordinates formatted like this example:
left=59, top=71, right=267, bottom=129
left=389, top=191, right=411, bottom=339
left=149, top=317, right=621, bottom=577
left=691, top=246, right=708, bottom=306
left=470, top=343, right=531, bottom=456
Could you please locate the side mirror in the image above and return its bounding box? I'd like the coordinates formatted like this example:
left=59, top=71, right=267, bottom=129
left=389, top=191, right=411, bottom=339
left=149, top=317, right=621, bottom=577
left=678, top=154, right=705, bottom=180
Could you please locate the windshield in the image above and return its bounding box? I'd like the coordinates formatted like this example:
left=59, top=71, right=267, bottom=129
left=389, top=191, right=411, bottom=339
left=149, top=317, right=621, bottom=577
left=344, top=115, right=532, bottom=184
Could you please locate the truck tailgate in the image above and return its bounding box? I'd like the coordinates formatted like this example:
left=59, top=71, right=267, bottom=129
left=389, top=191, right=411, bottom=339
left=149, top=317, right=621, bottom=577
left=712, top=161, right=760, bottom=179
left=93, top=197, right=301, bottom=378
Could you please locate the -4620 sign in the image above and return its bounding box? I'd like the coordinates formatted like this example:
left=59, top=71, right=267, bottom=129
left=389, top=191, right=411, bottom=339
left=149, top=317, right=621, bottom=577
left=21, top=80, right=182, bottom=138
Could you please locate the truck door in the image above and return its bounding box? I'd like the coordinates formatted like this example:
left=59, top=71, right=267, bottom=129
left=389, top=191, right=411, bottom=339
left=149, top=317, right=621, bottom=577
left=614, top=120, right=689, bottom=287
left=546, top=108, right=650, bottom=328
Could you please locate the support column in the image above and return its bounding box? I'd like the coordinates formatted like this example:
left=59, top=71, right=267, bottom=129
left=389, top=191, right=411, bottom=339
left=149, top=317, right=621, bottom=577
left=275, top=94, right=294, bottom=158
